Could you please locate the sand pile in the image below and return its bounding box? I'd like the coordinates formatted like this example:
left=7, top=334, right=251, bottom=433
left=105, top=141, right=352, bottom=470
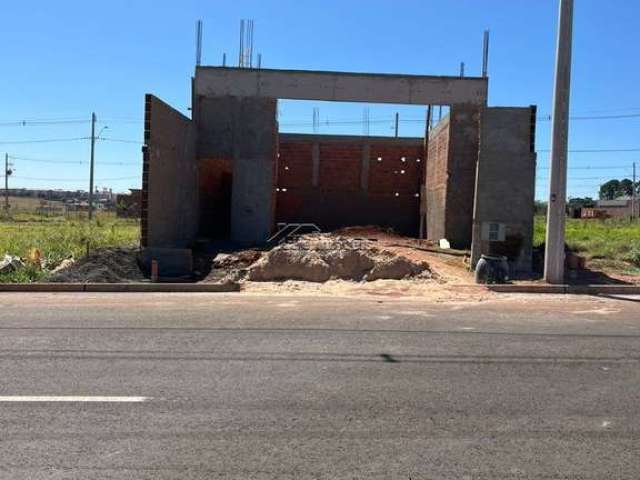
left=247, top=234, right=432, bottom=282
left=47, top=248, right=146, bottom=283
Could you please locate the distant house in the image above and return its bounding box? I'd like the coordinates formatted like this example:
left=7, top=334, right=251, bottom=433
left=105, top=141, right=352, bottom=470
left=583, top=196, right=639, bottom=219
left=116, top=189, right=142, bottom=218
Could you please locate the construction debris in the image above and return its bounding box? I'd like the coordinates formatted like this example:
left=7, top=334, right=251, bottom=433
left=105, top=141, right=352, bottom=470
left=0, top=254, right=25, bottom=274
left=246, top=234, right=432, bottom=282
left=47, top=248, right=146, bottom=283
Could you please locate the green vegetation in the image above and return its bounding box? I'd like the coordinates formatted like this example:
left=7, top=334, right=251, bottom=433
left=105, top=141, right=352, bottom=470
left=534, top=216, right=640, bottom=271
left=0, top=213, right=140, bottom=282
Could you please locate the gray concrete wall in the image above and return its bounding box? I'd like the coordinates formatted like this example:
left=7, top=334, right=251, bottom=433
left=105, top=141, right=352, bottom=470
left=144, top=95, right=198, bottom=248
left=196, top=95, right=278, bottom=244
left=445, top=105, right=480, bottom=248
left=471, top=107, right=537, bottom=272
left=195, top=67, right=488, bottom=106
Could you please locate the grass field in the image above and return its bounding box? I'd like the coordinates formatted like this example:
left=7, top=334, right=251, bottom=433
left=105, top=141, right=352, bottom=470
left=534, top=216, right=640, bottom=271
left=4, top=196, right=65, bottom=211
left=0, top=213, right=140, bottom=282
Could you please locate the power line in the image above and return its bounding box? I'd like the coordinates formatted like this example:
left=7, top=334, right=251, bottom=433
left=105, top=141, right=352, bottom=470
left=98, top=137, right=144, bottom=145
left=7, top=154, right=140, bottom=166
left=0, top=137, right=89, bottom=145
left=536, top=112, right=640, bottom=122
left=537, top=165, right=633, bottom=170
left=12, top=175, right=139, bottom=182
left=538, top=147, right=640, bottom=153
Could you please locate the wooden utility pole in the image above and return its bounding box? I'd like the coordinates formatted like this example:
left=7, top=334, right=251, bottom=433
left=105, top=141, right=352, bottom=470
left=544, top=0, right=574, bottom=284
left=88, top=112, right=96, bottom=220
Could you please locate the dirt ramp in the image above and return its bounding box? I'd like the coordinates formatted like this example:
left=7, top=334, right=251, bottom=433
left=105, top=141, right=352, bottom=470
left=247, top=234, right=431, bottom=282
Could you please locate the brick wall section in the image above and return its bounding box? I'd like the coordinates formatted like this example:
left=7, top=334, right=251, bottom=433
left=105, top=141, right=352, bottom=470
left=140, top=96, right=151, bottom=247
left=276, top=134, right=423, bottom=235
left=425, top=116, right=450, bottom=242
left=425, top=106, right=480, bottom=249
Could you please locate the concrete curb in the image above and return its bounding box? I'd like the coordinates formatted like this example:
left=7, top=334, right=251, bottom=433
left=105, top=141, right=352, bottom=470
left=0, top=282, right=241, bottom=293
left=487, top=284, right=640, bottom=295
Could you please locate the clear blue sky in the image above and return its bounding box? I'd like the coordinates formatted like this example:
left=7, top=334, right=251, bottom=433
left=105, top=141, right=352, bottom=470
left=1, top=0, right=639, bottom=199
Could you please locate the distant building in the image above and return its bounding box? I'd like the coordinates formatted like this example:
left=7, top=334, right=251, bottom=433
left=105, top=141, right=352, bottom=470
left=116, top=189, right=142, bottom=218
left=583, top=196, right=639, bottom=219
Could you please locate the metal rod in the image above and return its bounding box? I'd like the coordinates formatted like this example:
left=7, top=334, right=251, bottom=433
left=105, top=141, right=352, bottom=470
left=460, top=62, right=465, bottom=78
left=222, top=53, right=226, bottom=67
left=394, top=112, right=399, bottom=137
left=544, top=0, right=574, bottom=284
left=239, top=20, right=244, bottom=67
left=195, top=20, right=203, bottom=67
left=482, top=30, right=490, bottom=77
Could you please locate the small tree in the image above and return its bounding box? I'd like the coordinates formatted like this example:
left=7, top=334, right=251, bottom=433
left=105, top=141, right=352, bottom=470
left=599, top=179, right=621, bottom=200
left=619, top=178, right=634, bottom=197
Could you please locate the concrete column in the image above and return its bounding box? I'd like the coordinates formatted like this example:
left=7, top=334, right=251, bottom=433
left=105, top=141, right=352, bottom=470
left=544, top=0, right=574, bottom=284
left=360, top=144, right=370, bottom=192
left=311, top=143, right=320, bottom=187
left=230, top=97, right=278, bottom=244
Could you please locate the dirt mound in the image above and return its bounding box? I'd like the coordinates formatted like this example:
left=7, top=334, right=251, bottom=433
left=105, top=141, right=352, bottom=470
left=47, top=248, right=146, bottom=283
left=247, top=234, right=432, bottom=282
left=202, top=249, right=264, bottom=283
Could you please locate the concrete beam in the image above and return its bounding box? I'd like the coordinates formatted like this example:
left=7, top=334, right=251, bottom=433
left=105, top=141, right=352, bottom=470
left=195, top=67, right=488, bottom=106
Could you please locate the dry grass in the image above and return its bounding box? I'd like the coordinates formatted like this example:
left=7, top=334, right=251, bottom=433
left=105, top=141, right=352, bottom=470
left=0, top=212, right=140, bottom=282
left=534, top=215, right=640, bottom=271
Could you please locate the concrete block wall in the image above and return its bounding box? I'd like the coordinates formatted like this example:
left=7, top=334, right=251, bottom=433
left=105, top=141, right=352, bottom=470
left=425, top=106, right=479, bottom=248
left=446, top=106, right=481, bottom=247
left=276, top=134, right=423, bottom=235
left=141, top=94, right=198, bottom=248
left=471, top=106, right=537, bottom=272
left=196, top=95, right=278, bottom=245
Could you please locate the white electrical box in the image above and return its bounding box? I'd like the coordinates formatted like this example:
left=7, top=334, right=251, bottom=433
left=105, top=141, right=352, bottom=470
left=481, top=222, right=506, bottom=242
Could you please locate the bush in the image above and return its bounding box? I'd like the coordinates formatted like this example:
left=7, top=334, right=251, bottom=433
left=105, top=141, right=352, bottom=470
left=627, top=244, right=640, bottom=267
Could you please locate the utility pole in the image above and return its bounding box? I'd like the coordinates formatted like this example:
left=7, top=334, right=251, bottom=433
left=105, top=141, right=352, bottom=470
left=633, top=162, right=637, bottom=220
left=4, top=153, right=10, bottom=216
left=88, top=112, right=96, bottom=220
left=394, top=112, right=399, bottom=137
left=544, top=0, right=574, bottom=284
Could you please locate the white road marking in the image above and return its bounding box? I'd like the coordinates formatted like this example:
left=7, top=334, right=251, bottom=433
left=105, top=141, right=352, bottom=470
left=0, top=396, right=150, bottom=402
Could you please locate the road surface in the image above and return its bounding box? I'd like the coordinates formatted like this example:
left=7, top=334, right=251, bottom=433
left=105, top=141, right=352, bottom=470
left=1, top=292, right=639, bottom=479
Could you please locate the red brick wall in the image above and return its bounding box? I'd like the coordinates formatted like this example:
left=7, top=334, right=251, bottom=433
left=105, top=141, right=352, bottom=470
left=276, top=136, right=424, bottom=236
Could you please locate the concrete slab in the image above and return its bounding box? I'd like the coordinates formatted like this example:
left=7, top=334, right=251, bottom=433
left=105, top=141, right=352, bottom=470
left=195, top=67, right=488, bottom=106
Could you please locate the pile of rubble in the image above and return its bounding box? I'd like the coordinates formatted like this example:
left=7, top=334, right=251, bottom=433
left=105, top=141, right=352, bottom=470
left=47, top=248, right=145, bottom=283
left=207, top=234, right=433, bottom=283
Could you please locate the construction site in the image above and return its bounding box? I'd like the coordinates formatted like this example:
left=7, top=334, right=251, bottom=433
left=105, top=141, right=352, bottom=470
left=134, top=27, right=536, bottom=287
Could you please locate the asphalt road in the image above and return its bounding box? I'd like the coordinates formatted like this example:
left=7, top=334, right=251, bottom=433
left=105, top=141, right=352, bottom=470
left=1, top=292, right=640, bottom=479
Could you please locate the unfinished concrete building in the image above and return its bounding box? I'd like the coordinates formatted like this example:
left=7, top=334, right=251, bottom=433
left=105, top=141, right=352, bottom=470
left=141, top=67, right=536, bottom=275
